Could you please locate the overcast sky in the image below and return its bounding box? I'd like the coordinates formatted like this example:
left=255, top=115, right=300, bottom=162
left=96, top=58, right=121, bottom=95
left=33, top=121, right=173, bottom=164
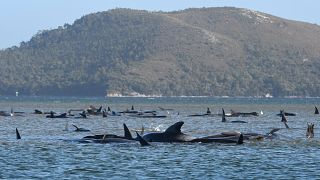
left=1, top=0, right=319, bottom=49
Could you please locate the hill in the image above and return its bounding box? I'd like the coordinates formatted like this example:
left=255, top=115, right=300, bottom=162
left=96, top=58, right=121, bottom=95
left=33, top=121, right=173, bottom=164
left=0, top=7, right=320, bottom=97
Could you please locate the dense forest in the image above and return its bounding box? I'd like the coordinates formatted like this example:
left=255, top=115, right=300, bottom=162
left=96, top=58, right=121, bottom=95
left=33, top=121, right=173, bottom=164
left=0, top=7, right=320, bottom=97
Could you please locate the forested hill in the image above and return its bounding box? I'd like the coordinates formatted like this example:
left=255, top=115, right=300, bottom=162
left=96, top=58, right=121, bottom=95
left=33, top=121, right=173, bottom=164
left=1, top=7, right=320, bottom=97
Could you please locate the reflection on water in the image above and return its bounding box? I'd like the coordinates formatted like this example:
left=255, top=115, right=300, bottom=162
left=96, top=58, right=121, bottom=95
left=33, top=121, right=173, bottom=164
left=1, top=96, right=320, bottom=179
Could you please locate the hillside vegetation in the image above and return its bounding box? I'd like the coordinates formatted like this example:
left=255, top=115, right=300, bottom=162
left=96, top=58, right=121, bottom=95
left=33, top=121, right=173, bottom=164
left=1, top=7, right=320, bottom=97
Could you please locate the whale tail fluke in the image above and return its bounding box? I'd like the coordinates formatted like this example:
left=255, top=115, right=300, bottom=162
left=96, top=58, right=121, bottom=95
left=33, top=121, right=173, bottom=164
left=306, top=123, right=315, bottom=139
left=280, top=113, right=289, bottom=129
left=283, top=122, right=289, bottom=129
left=123, top=123, right=133, bottom=140
left=16, top=128, right=21, bottom=139
left=237, top=134, right=243, bottom=144
left=136, top=132, right=150, bottom=146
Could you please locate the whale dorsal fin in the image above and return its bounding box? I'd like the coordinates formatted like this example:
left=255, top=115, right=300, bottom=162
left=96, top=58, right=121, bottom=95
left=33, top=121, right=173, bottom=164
left=123, top=123, right=133, bottom=140
left=315, top=106, right=319, bottom=114
left=16, top=128, right=21, bottom=139
left=222, top=108, right=226, bottom=122
left=97, top=106, right=102, bottom=113
left=165, top=121, right=184, bottom=134
left=72, top=124, right=79, bottom=130
left=237, top=134, right=244, bottom=144
left=136, top=132, right=150, bottom=146
left=268, top=128, right=280, bottom=135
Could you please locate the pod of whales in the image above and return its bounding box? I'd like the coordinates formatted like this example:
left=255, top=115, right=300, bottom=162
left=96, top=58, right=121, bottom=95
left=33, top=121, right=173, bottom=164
left=11, top=104, right=318, bottom=146
left=79, top=121, right=243, bottom=145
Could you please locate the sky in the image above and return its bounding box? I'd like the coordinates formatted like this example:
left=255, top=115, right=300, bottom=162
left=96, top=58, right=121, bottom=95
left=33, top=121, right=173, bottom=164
left=0, top=0, right=319, bottom=49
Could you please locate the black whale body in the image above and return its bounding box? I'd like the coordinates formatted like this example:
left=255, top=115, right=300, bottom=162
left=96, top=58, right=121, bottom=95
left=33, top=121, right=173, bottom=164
left=141, top=121, right=243, bottom=144
left=81, top=123, right=136, bottom=143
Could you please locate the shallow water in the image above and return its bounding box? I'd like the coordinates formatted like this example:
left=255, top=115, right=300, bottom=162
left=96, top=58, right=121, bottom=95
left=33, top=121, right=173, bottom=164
left=1, top=96, right=320, bottom=179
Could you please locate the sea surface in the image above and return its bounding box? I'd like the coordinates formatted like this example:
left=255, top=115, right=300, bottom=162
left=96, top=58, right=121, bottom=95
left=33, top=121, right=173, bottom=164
left=1, top=96, right=320, bottom=179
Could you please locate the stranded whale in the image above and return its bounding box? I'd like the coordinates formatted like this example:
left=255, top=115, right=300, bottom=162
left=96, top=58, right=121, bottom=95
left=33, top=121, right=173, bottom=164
left=222, top=108, right=247, bottom=123
left=141, top=121, right=243, bottom=144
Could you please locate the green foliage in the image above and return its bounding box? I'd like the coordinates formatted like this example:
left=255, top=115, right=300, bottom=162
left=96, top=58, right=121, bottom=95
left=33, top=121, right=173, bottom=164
left=0, top=7, right=320, bottom=97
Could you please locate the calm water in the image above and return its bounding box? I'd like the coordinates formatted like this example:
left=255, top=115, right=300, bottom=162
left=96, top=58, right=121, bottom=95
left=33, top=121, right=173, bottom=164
left=1, top=96, right=320, bottom=179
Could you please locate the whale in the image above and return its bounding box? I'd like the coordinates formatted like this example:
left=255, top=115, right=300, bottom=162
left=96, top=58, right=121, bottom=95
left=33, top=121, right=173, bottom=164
left=119, top=105, right=139, bottom=114
left=276, top=110, right=296, bottom=116
left=34, top=109, right=56, bottom=115
left=79, top=111, right=87, bottom=118
left=228, top=109, right=259, bottom=117
left=72, top=124, right=90, bottom=132
left=203, top=128, right=281, bottom=141
left=222, top=108, right=247, bottom=123
left=141, top=121, right=243, bottom=144
left=105, top=107, right=121, bottom=116
left=87, top=105, right=102, bottom=115
left=46, top=111, right=68, bottom=118
left=136, top=132, right=150, bottom=146
left=129, top=112, right=167, bottom=118
left=187, top=107, right=212, bottom=117
left=81, top=123, right=135, bottom=143
left=141, top=121, right=195, bottom=142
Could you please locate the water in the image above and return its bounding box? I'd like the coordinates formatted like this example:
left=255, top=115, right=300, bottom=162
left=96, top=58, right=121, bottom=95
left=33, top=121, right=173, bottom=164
left=1, top=96, right=320, bottom=179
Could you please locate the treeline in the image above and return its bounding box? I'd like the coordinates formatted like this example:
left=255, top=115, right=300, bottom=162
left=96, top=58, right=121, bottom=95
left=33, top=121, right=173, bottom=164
left=0, top=7, right=320, bottom=97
